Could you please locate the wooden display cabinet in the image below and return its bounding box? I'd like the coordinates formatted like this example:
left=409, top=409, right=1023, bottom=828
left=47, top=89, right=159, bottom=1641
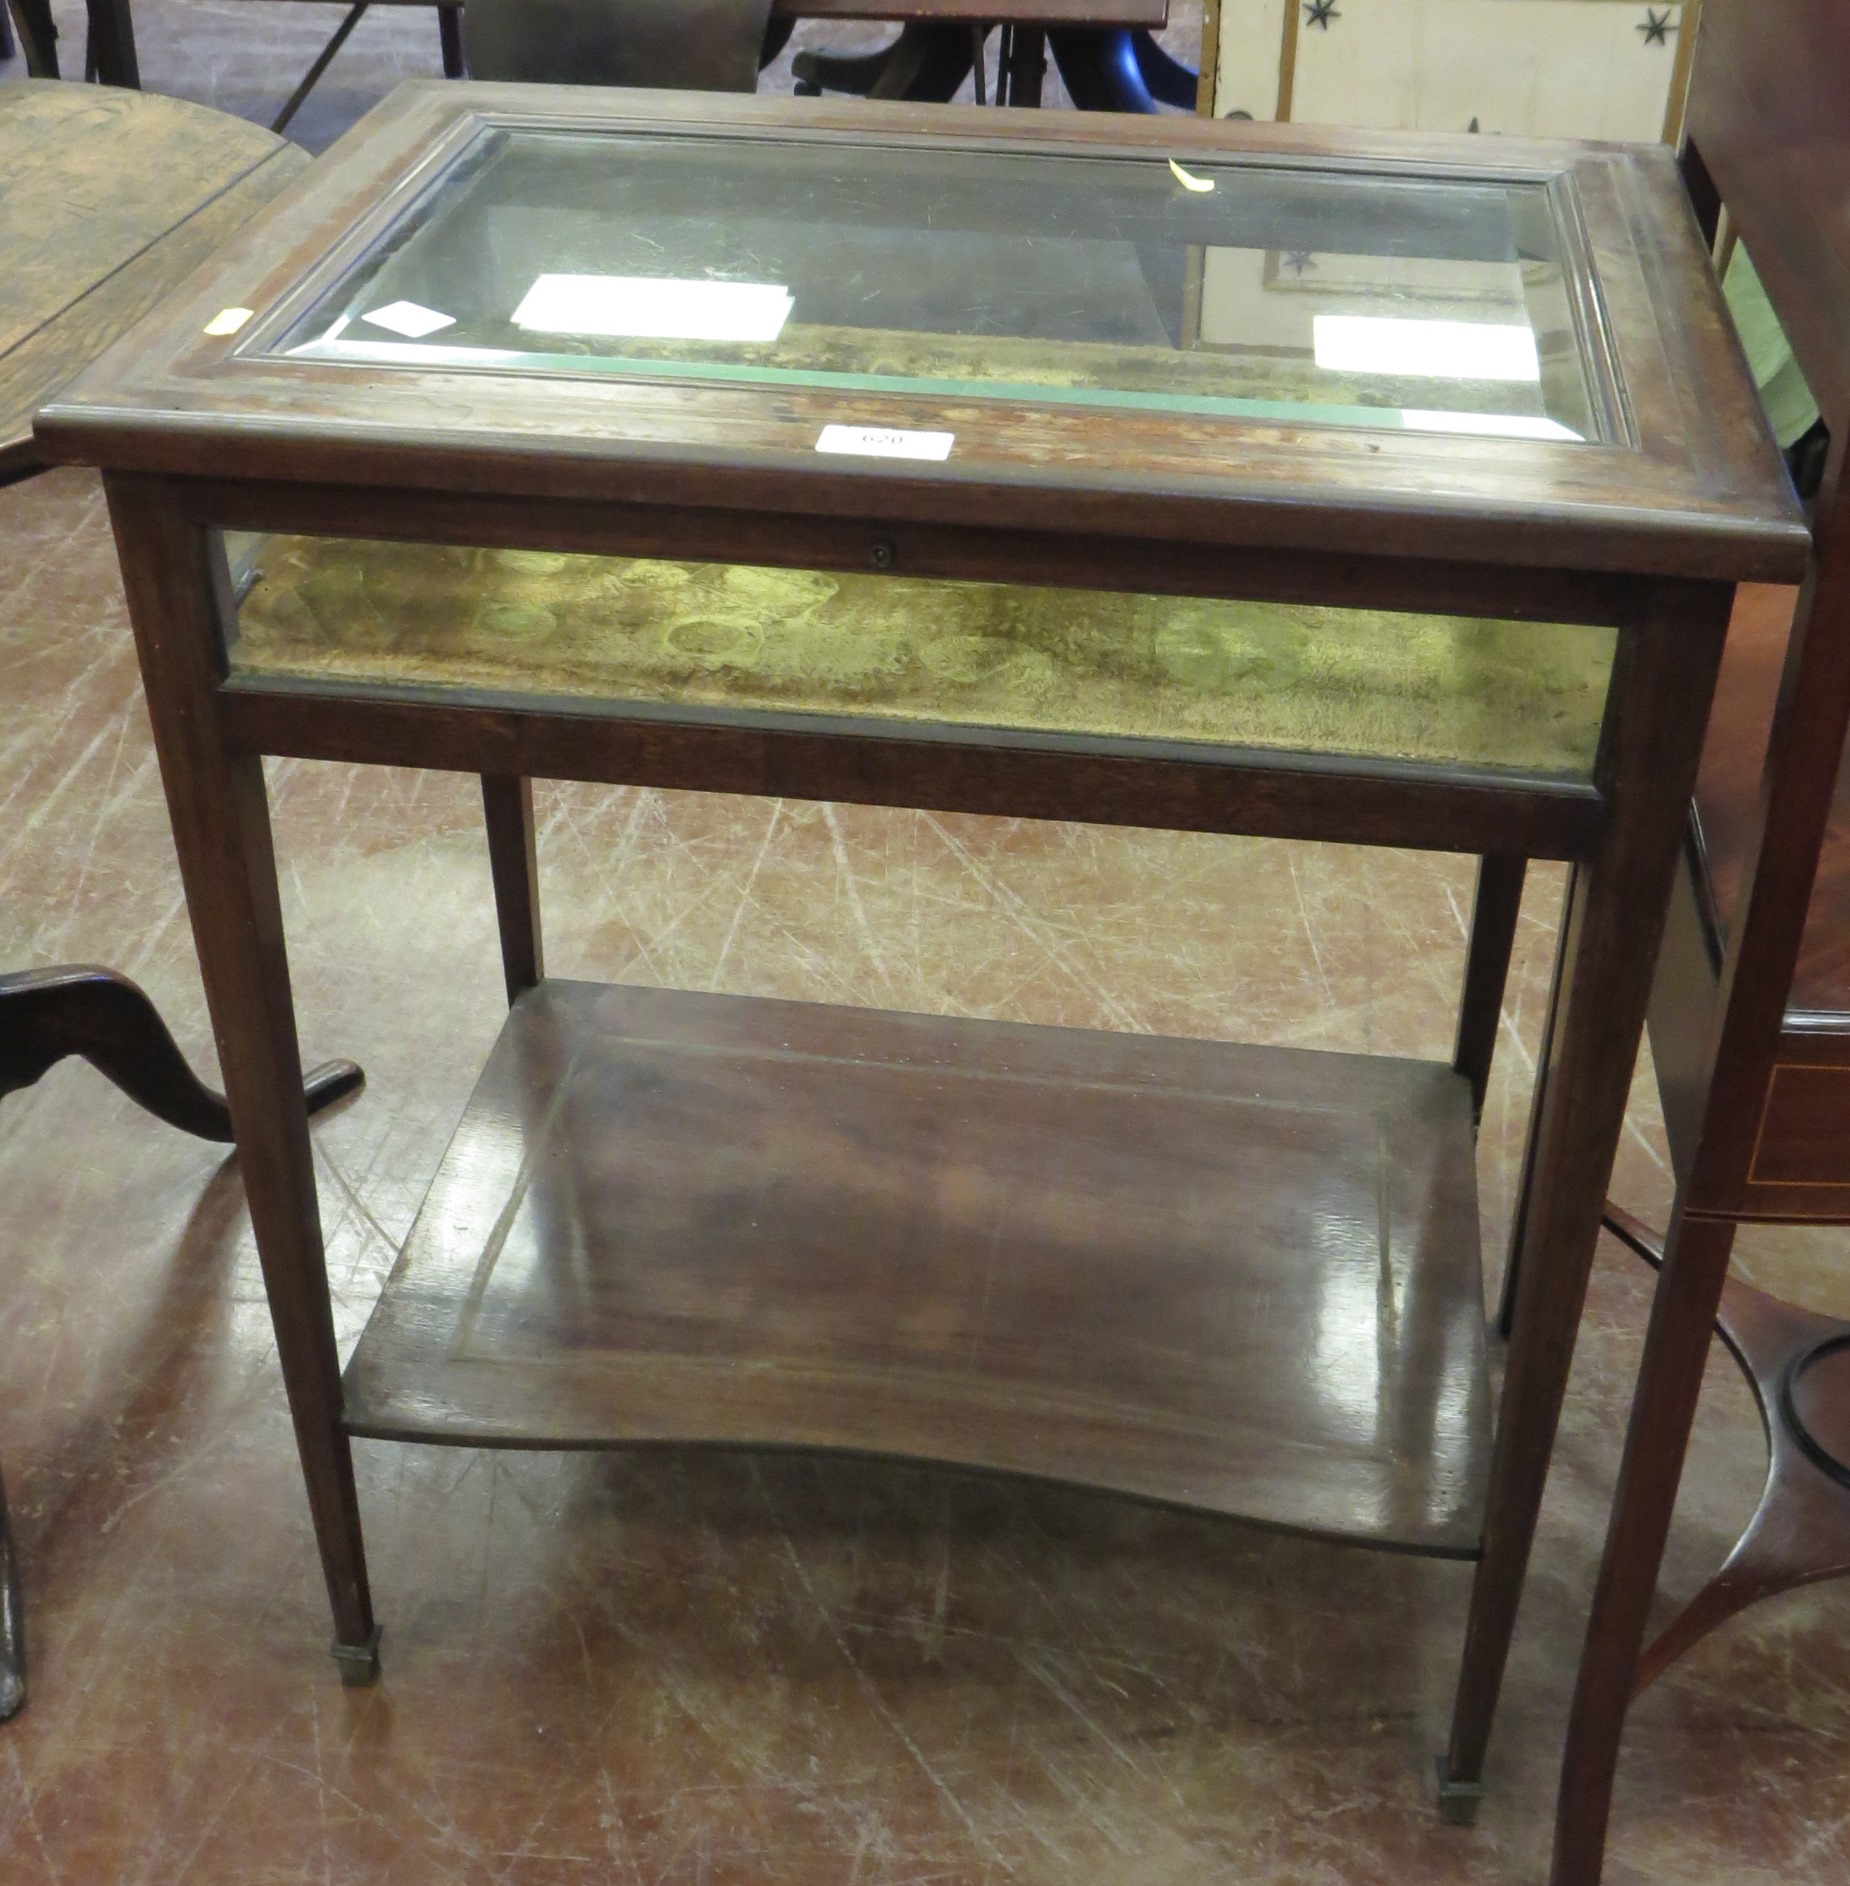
left=34, top=83, right=1803, bottom=1811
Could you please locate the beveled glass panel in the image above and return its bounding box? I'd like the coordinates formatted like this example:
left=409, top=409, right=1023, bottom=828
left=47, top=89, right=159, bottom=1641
left=228, top=536, right=1615, bottom=781
left=272, top=126, right=1607, bottom=443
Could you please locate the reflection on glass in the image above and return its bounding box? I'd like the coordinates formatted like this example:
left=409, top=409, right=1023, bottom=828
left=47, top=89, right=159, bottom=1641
left=273, top=128, right=1605, bottom=442
left=228, top=536, right=1615, bottom=780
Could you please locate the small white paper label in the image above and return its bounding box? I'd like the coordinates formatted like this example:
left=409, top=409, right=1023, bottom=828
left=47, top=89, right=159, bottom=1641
left=816, top=425, right=954, bottom=462
left=361, top=301, right=457, bottom=340
left=203, top=307, right=253, bottom=337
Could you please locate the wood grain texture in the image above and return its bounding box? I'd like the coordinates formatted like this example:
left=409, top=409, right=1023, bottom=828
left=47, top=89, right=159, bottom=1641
left=103, top=475, right=377, bottom=1659
left=1447, top=577, right=1735, bottom=1794
left=217, top=677, right=1606, bottom=860
left=1552, top=8, right=1850, bottom=1875
left=342, top=979, right=1493, bottom=1555
left=479, top=773, right=542, bottom=1003
left=0, top=82, right=303, bottom=478
left=1690, top=583, right=1850, bottom=1025
left=54, top=79, right=1775, bottom=1786
left=1750, top=1063, right=1850, bottom=1188
left=1552, top=1210, right=1740, bottom=1885
left=1683, top=0, right=1850, bottom=430
left=33, top=83, right=1807, bottom=583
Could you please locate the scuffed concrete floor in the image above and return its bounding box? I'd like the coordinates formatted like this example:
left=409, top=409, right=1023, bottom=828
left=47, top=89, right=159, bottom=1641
left=3, top=8, right=1849, bottom=1881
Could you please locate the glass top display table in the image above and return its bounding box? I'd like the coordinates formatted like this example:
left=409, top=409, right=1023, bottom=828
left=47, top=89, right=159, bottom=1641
left=36, top=83, right=1806, bottom=1812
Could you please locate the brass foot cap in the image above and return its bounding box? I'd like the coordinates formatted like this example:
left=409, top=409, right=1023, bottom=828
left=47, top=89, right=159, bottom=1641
left=330, top=1625, right=382, bottom=1688
left=1436, top=1755, right=1486, bottom=1826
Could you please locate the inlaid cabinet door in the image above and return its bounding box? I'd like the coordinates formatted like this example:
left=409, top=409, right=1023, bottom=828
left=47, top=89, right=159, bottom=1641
left=1211, top=0, right=1695, bottom=143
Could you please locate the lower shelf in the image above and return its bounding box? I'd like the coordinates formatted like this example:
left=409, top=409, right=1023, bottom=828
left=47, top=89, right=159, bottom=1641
left=342, top=980, right=1491, bottom=1556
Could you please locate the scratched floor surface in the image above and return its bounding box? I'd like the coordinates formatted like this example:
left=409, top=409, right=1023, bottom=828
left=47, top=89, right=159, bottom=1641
left=4, top=11, right=1850, bottom=1880
left=7, top=470, right=1850, bottom=1886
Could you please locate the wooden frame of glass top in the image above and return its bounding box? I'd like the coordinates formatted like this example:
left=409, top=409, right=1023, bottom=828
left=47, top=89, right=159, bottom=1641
left=35, top=84, right=1807, bottom=1815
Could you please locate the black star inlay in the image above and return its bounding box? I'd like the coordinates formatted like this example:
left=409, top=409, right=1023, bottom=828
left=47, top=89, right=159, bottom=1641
left=1283, top=251, right=1316, bottom=276
left=1304, top=0, right=1339, bottom=29
left=1638, top=7, right=1673, bottom=45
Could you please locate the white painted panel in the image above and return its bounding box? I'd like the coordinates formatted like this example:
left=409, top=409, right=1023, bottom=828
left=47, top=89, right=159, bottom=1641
left=1218, top=0, right=1684, bottom=143
left=1213, top=0, right=1292, bottom=120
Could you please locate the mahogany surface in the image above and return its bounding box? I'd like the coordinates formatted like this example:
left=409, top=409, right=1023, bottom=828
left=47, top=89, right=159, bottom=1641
left=0, top=81, right=304, bottom=482
left=39, top=86, right=1800, bottom=1805
left=1694, top=583, right=1850, bottom=1021
left=1553, top=0, right=1850, bottom=1879
left=343, top=979, right=1492, bottom=1551
left=34, top=88, right=1807, bottom=585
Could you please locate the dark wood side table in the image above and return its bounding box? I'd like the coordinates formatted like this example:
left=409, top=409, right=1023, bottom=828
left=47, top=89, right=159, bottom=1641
left=1546, top=0, right=1850, bottom=1878
left=0, top=79, right=360, bottom=1721
left=36, top=83, right=1805, bottom=1798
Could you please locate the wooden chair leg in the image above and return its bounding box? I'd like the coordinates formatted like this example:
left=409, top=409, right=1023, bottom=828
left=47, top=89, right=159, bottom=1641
left=1453, top=855, right=1527, bottom=1125
left=82, top=0, right=139, bottom=86
left=437, top=1, right=464, bottom=76
left=1550, top=1210, right=1739, bottom=1886
left=6, top=0, right=59, bottom=76
left=0, top=965, right=361, bottom=1132
left=481, top=776, right=543, bottom=1006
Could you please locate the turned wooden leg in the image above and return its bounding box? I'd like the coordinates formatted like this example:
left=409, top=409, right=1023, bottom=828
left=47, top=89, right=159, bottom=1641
left=481, top=776, right=543, bottom=1005
left=1453, top=855, right=1527, bottom=1125
left=0, top=964, right=361, bottom=1131
left=1550, top=1210, right=1739, bottom=1885
left=106, top=483, right=376, bottom=1675
left=1441, top=581, right=1733, bottom=1821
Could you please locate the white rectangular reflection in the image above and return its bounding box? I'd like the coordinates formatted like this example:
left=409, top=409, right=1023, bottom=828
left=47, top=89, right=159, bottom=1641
left=1400, top=409, right=1582, bottom=442
left=511, top=274, right=794, bottom=344
left=1314, top=315, right=1541, bottom=382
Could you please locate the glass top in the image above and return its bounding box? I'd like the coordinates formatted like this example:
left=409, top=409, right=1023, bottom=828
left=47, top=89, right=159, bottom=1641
left=274, top=126, right=1607, bottom=444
